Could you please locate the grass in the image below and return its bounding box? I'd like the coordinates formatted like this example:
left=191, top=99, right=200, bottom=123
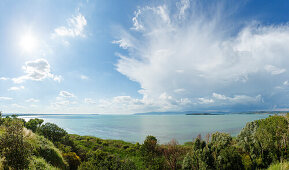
left=267, top=161, right=289, bottom=170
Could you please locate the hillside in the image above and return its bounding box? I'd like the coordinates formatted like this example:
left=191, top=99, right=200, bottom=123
left=0, top=113, right=288, bottom=169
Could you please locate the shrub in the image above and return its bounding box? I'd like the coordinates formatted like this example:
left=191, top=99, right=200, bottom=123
left=25, top=118, right=44, bottom=133
left=38, top=123, right=67, bottom=142
left=63, top=152, right=81, bottom=170
left=29, top=156, right=59, bottom=170
left=0, top=119, right=31, bottom=170
left=26, top=135, right=68, bottom=169
left=267, top=161, right=289, bottom=170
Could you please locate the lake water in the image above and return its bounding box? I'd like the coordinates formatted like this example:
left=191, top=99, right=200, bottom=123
left=19, top=114, right=271, bottom=144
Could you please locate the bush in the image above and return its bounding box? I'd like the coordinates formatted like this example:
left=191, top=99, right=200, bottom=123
left=38, top=123, right=67, bottom=142
left=29, top=156, right=58, bottom=170
left=25, top=118, right=44, bottom=133
left=267, top=161, right=289, bottom=170
left=78, top=149, right=137, bottom=169
left=63, top=152, right=81, bottom=170
left=141, top=136, right=164, bottom=169
left=0, top=119, right=31, bottom=169
left=26, top=134, right=68, bottom=169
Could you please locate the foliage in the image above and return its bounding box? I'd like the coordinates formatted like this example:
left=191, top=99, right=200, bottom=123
left=162, top=139, right=184, bottom=170
left=0, top=114, right=288, bottom=170
left=24, top=128, right=68, bottom=169
left=237, top=115, right=289, bottom=169
left=63, top=152, right=81, bottom=170
left=0, top=119, right=31, bottom=170
left=28, top=156, right=59, bottom=170
left=78, top=149, right=137, bottom=170
left=25, top=118, right=44, bottom=133
left=140, top=135, right=165, bottom=169
left=38, top=122, right=68, bottom=142
left=33, top=136, right=67, bottom=169
left=267, top=161, right=289, bottom=170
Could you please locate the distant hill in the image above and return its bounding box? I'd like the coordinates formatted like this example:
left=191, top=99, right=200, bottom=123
left=134, top=110, right=288, bottom=115
left=134, top=111, right=227, bottom=115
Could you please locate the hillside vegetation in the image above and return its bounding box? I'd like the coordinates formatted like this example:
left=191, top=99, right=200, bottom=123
left=0, top=112, right=288, bottom=169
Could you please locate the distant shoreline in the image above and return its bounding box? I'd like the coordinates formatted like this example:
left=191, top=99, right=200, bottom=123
left=1, top=111, right=286, bottom=117
left=185, top=113, right=221, bottom=115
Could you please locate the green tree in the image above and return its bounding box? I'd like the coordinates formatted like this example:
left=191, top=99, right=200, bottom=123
left=38, top=123, right=67, bottom=142
left=182, top=153, right=193, bottom=170
left=141, top=135, right=164, bottom=169
left=216, top=146, right=243, bottom=170
left=0, top=111, right=4, bottom=125
left=237, top=115, right=289, bottom=169
left=183, top=138, right=214, bottom=170
left=25, top=118, right=44, bottom=132
left=0, top=119, right=31, bottom=169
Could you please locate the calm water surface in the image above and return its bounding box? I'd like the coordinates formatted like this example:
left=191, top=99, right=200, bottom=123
left=20, top=114, right=270, bottom=144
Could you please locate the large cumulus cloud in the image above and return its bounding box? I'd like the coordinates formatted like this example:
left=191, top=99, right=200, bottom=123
left=110, top=0, right=289, bottom=112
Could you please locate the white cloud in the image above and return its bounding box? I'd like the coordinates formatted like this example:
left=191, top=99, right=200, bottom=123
left=212, top=93, right=262, bottom=104
left=177, top=0, right=190, bottom=19
left=112, top=1, right=289, bottom=112
left=264, top=65, right=286, bottom=75
left=8, top=86, right=24, bottom=91
left=112, top=39, right=130, bottom=49
left=53, top=13, right=87, bottom=38
left=51, top=91, right=77, bottom=108
left=198, top=98, right=214, bottom=104
left=212, top=93, right=228, bottom=100
left=26, top=98, right=39, bottom=103
left=283, top=81, right=289, bottom=86
left=131, top=9, right=144, bottom=31
left=84, top=98, right=97, bottom=104
left=12, top=59, right=62, bottom=83
left=80, top=75, right=89, bottom=80
left=0, top=77, right=9, bottom=80
left=11, top=103, right=25, bottom=109
left=0, top=97, right=13, bottom=101
left=59, top=91, right=76, bottom=98
left=174, top=88, right=186, bottom=93
left=30, top=104, right=38, bottom=108
left=198, top=93, right=262, bottom=106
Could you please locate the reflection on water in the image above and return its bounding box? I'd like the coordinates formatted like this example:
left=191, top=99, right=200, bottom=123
left=20, top=114, right=271, bottom=144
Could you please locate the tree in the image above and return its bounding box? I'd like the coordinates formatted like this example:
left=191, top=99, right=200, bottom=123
left=142, top=135, right=158, bottom=154
left=209, top=132, right=243, bottom=169
left=0, top=119, right=31, bottom=169
left=184, top=138, right=213, bottom=170
left=25, top=118, right=44, bottom=132
left=182, top=153, right=193, bottom=170
left=216, top=146, right=243, bottom=170
left=237, top=115, right=289, bottom=169
left=141, top=135, right=164, bottom=169
left=38, top=123, right=67, bottom=142
left=0, top=111, right=4, bottom=125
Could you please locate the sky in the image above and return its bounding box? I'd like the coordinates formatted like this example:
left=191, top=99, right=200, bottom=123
left=1, top=0, right=289, bottom=114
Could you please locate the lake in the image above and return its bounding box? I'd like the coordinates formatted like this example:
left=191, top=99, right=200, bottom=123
left=19, top=114, right=271, bottom=144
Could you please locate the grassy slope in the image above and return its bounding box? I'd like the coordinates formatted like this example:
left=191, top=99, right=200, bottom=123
left=69, top=134, right=146, bottom=168
left=267, top=161, right=289, bottom=170
left=0, top=126, right=67, bottom=169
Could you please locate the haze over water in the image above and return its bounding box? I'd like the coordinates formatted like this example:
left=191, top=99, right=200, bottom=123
left=21, top=114, right=271, bottom=144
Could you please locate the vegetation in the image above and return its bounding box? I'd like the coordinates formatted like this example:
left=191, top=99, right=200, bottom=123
left=0, top=112, right=288, bottom=169
left=267, top=161, right=289, bottom=170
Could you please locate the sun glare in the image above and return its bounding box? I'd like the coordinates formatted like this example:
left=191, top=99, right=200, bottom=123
left=19, top=33, right=38, bottom=52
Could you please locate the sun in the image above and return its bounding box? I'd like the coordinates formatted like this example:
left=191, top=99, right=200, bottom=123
left=19, top=33, right=38, bottom=53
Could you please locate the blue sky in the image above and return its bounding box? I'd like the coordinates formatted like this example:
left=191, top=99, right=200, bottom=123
left=0, top=0, right=289, bottom=114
